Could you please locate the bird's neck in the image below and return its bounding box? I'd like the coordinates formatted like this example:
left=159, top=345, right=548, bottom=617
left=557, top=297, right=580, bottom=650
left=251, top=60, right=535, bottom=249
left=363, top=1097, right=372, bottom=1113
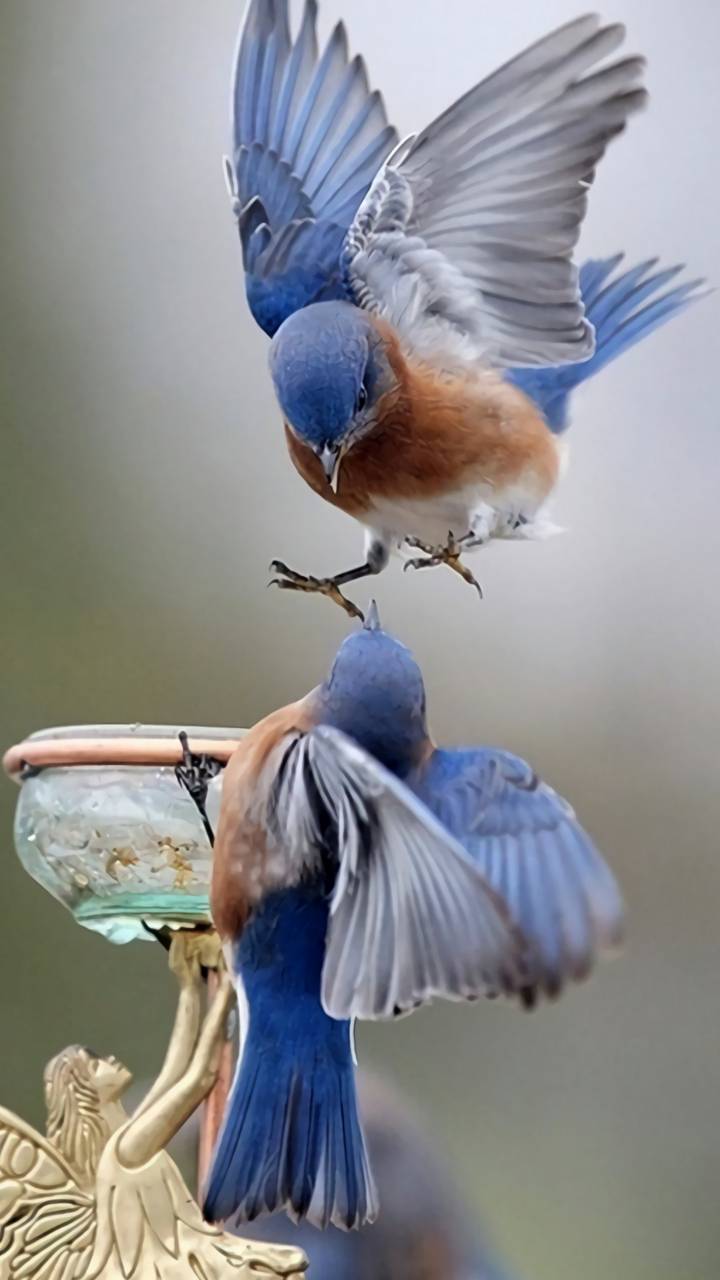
left=320, top=693, right=426, bottom=778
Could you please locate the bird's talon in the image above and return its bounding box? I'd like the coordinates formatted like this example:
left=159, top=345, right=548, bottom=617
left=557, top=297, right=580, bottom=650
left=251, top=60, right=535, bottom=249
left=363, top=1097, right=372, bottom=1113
left=403, top=536, right=484, bottom=598
left=404, top=556, right=440, bottom=573
left=269, top=564, right=364, bottom=621
left=269, top=560, right=309, bottom=584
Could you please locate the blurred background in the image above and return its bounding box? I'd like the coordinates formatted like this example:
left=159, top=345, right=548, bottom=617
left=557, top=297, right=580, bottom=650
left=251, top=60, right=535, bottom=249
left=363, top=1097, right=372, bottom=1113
left=1, top=1, right=719, bottom=1277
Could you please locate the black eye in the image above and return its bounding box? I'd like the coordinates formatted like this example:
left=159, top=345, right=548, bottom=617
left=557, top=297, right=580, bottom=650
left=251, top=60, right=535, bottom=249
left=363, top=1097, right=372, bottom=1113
left=357, top=383, right=368, bottom=412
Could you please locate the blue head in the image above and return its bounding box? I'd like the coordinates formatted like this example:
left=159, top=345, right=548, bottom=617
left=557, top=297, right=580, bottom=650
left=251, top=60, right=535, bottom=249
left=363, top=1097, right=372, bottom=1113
left=319, top=603, right=428, bottom=776
left=269, top=301, right=398, bottom=490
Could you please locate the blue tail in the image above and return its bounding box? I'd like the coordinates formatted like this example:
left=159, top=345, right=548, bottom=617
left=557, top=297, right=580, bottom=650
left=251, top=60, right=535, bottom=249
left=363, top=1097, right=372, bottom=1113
left=203, top=886, right=377, bottom=1231
left=507, top=255, right=707, bottom=432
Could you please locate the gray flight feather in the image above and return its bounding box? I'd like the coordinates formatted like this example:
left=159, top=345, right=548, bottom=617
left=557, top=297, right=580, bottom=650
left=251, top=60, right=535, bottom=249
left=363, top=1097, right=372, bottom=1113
left=344, top=14, right=647, bottom=369
left=273, top=726, right=526, bottom=1021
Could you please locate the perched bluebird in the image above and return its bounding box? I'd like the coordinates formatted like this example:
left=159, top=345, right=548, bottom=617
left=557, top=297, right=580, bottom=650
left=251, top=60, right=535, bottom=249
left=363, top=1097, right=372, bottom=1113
left=203, top=604, right=623, bottom=1229
left=225, top=1, right=706, bottom=616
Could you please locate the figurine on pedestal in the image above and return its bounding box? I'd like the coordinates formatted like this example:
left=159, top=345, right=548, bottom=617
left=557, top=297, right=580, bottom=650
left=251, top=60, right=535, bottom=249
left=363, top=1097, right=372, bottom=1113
left=0, top=933, right=306, bottom=1280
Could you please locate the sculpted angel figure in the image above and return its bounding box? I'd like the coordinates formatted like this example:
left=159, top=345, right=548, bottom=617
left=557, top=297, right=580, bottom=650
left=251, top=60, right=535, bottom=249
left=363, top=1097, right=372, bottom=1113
left=0, top=932, right=307, bottom=1280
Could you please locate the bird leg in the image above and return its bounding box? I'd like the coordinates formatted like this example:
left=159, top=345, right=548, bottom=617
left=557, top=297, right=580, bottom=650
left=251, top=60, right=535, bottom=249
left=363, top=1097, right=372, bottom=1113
left=269, top=560, right=375, bottom=621
left=403, top=533, right=484, bottom=599
left=175, top=731, right=223, bottom=846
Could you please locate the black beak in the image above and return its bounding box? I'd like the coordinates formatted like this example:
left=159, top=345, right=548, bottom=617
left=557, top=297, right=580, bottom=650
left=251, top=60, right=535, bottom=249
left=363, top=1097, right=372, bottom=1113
left=319, top=444, right=342, bottom=493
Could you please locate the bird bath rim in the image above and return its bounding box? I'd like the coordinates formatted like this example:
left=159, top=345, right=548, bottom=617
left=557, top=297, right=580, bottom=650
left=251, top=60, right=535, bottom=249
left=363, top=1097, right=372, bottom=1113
left=3, top=724, right=245, bottom=781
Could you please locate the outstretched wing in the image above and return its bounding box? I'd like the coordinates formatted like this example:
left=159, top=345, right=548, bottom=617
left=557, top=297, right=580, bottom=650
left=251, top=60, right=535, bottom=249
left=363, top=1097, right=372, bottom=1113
left=0, top=1108, right=95, bottom=1280
left=227, top=0, right=397, bottom=337
left=268, top=726, right=525, bottom=1021
left=344, top=16, right=647, bottom=370
left=417, top=749, right=624, bottom=1006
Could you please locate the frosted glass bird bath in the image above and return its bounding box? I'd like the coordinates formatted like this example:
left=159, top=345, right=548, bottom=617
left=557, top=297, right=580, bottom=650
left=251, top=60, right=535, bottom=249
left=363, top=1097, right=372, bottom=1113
left=3, top=724, right=245, bottom=944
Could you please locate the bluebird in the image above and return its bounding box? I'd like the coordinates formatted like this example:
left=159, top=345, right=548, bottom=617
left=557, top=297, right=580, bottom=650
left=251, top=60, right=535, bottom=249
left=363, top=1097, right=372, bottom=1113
left=226, top=1, right=706, bottom=617
left=203, top=604, right=623, bottom=1229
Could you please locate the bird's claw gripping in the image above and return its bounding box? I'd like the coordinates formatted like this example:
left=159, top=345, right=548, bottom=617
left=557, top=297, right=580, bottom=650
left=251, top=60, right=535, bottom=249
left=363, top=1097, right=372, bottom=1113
left=403, top=534, right=484, bottom=599
left=269, top=561, right=365, bottom=621
left=175, top=732, right=223, bottom=845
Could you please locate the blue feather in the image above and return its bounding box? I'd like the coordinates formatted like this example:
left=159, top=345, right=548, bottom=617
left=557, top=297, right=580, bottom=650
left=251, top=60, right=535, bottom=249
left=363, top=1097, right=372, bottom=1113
left=285, top=24, right=340, bottom=166
left=575, top=253, right=624, bottom=307
left=307, top=62, right=369, bottom=198
left=322, top=125, right=396, bottom=222
left=272, top=1, right=317, bottom=154
left=248, top=240, right=351, bottom=345
left=506, top=255, right=707, bottom=431
left=203, top=884, right=376, bottom=1231
left=414, top=747, right=624, bottom=1004
left=229, top=0, right=397, bottom=336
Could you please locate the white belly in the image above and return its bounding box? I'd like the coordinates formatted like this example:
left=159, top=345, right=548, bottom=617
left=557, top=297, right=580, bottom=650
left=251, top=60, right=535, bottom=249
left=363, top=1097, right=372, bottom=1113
left=363, top=476, right=556, bottom=552
left=364, top=487, right=483, bottom=547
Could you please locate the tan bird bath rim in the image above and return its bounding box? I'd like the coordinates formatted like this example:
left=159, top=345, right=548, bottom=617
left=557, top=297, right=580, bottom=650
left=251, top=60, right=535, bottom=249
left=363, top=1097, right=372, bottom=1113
left=3, top=723, right=245, bottom=780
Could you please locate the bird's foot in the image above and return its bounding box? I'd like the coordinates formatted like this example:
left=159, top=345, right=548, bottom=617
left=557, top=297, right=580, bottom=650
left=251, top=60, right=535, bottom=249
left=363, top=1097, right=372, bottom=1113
left=175, top=732, right=223, bottom=844
left=269, top=561, right=365, bottom=621
left=403, top=534, right=484, bottom=599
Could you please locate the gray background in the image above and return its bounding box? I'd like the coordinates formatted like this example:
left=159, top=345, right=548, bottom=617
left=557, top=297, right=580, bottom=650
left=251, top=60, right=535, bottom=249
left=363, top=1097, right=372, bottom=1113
left=1, top=2, right=719, bottom=1277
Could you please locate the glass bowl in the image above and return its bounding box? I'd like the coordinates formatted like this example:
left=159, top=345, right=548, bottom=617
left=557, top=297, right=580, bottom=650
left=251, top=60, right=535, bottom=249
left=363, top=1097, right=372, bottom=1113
left=3, top=724, right=245, bottom=944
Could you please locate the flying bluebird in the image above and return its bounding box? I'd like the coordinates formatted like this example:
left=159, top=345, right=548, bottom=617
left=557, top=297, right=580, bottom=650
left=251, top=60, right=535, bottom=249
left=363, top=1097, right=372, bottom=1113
left=225, top=1, right=706, bottom=617
left=202, top=604, right=623, bottom=1229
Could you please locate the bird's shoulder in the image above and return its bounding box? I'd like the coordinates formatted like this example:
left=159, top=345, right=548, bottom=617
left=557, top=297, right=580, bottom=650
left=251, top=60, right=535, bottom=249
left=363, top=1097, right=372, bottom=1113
left=211, top=696, right=316, bottom=938
left=419, top=745, right=496, bottom=791
left=223, top=696, right=316, bottom=791
left=416, top=745, right=540, bottom=828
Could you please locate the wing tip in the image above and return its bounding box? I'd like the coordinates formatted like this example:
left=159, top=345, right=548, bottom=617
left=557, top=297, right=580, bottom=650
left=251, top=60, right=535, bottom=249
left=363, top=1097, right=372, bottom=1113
left=328, top=18, right=349, bottom=57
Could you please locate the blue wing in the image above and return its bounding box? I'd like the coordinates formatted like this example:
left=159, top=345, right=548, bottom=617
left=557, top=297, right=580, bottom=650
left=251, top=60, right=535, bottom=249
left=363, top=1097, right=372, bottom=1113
left=227, top=0, right=397, bottom=336
left=506, top=254, right=708, bottom=430
left=269, top=726, right=525, bottom=1020
left=415, top=748, right=624, bottom=1006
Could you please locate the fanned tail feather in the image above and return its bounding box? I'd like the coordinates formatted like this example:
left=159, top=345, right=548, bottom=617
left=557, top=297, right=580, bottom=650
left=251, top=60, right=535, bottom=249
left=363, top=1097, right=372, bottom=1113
left=507, top=254, right=708, bottom=431
left=203, top=1034, right=375, bottom=1230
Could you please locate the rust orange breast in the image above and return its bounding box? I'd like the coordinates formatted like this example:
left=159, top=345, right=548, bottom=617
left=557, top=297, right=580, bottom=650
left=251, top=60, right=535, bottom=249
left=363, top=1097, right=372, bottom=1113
left=283, top=351, right=559, bottom=516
